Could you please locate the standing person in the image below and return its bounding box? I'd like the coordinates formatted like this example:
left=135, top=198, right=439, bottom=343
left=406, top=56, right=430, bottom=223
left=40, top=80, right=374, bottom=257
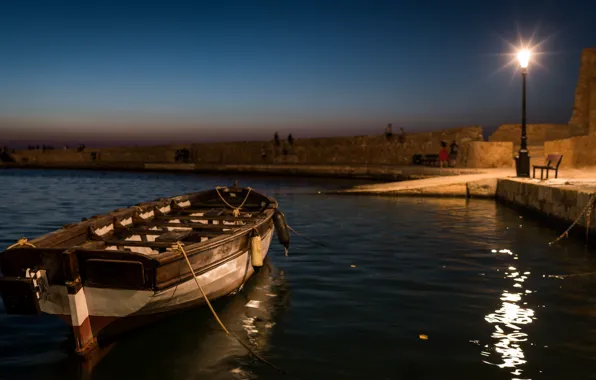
left=398, top=127, right=406, bottom=144
left=439, top=141, right=449, bottom=168
left=385, top=123, right=393, bottom=139
left=449, top=140, right=459, bottom=167
left=288, top=133, right=294, bottom=145
left=273, top=132, right=280, bottom=146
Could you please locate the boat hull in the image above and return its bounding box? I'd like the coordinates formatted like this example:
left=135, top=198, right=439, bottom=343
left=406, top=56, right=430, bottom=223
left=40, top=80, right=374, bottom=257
left=45, top=229, right=273, bottom=355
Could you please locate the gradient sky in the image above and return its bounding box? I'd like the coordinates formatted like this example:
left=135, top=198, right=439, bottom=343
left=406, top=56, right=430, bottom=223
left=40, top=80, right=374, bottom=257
left=1, top=0, right=595, bottom=146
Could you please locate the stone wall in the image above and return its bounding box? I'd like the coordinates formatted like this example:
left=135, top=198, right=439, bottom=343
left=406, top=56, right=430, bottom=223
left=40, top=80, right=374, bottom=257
left=496, top=179, right=596, bottom=239
left=8, top=126, right=516, bottom=169
left=544, top=134, right=596, bottom=168
left=569, top=48, right=596, bottom=136
left=590, top=80, right=596, bottom=134
left=12, top=145, right=191, bottom=165
left=489, top=124, right=570, bottom=145
left=192, top=126, right=484, bottom=165
left=458, top=142, right=514, bottom=168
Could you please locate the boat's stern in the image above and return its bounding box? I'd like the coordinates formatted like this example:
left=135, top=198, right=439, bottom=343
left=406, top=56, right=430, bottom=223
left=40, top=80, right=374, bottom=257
left=0, top=246, right=98, bottom=356
left=0, top=245, right=58, bottom=316
left=0, top=269, right=47, bottom=315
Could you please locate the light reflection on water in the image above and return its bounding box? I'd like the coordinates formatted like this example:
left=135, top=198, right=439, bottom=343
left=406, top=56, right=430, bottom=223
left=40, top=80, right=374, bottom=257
left=483, top=248, right=536, bottom=379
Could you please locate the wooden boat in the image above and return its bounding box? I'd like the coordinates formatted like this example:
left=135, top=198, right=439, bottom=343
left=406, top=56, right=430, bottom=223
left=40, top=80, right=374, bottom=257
left=0, top=183, right=290, bottom=358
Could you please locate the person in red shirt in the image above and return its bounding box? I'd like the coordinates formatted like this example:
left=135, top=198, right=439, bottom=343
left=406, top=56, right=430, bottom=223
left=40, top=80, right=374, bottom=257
left=439, top=141, right=449, bottom=168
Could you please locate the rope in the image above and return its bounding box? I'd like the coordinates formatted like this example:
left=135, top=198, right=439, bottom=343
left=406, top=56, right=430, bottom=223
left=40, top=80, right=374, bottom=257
left=287, top=225, right=329, bottom=248
left=173, top=242, right=290, bottom=376
left=215, top=187, right=252, bottom=217
left=549, top=193, right=596, bottom=246
left=548, top=271, right=596, bottom=279
left=587, top=199, right=593, bottom=242
left=7, top=238, right=36, bottom=250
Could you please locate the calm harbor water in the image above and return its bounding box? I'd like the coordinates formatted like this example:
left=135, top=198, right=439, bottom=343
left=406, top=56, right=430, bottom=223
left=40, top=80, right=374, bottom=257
left=1, top=169, right=596, bottom=380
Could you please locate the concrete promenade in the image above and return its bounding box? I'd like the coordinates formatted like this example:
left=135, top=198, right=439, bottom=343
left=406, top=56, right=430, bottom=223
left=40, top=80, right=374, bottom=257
left=332, top=167, right=596, bottom=197
left=331, top=168, right=514, bottom=197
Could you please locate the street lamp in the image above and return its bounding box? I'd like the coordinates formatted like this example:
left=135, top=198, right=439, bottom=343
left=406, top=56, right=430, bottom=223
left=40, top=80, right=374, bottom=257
left=515, top=49, right=531, bottom=177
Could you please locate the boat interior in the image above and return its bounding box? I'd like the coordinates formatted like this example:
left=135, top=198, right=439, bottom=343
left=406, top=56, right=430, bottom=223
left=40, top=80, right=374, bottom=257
left=32, top=186, right=274, bottom=257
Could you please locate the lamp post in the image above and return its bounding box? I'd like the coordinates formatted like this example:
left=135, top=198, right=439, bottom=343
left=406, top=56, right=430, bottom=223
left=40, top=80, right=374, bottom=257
left=516, top=49, right=531, bottom=177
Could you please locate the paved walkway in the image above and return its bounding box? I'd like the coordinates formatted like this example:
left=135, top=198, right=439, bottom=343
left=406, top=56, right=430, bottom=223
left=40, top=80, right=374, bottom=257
left=508, top=168, right=596, bottom=193
left=332, top=167, right=596, bottom=195
left=334, top=168, right=515, bottom=194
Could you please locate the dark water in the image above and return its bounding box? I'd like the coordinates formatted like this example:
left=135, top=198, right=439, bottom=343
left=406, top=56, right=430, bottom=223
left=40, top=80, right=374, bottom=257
left=1, top=169, right=596, bottom=380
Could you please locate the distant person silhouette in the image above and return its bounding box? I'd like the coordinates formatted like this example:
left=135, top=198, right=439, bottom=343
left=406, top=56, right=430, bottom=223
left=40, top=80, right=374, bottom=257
left=449, top=140, right=459, bottom=166
left=398, top=127, right=406, bottom=144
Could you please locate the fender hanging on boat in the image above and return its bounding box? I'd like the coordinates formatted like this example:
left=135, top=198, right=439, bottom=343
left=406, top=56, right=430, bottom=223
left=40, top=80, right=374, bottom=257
left=250, top=231, right=263, bottom=268
left=273, top=209, right=290, bottom=255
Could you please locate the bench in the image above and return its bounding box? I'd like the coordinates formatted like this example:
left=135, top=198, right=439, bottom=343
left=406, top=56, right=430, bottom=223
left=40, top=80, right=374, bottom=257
left=532, top=154, right=563, bottom=180
left=423, top=154, right=440, bottom=166
left=412, top=154, right=423, bottom=165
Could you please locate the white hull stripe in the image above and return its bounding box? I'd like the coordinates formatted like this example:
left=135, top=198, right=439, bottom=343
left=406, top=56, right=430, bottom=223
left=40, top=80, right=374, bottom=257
left=68, top=289, right=90, bottom=326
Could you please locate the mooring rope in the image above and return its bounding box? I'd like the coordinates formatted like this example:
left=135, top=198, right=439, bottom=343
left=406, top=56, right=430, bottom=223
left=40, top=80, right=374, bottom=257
left=173, top=241, right=291, bottom=376
left=7, top=237, right=36, bottom=250
left=549, top=193, right=596, bottom=246
left=287, top=225, right=329, bottom=248
left=548, top=271, right=596, bottom=279
left=215, top=186, right=253, bottom=217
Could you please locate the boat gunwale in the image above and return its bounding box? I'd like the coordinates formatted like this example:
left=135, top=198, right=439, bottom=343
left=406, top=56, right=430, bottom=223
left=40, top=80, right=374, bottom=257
left=0, top=187, right=279, bottom=278
left=9, top=186, right=275, bottom=248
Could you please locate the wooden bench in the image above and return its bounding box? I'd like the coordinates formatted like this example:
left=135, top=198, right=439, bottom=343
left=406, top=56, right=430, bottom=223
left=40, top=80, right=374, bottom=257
left=422, top=154, right=439, bottom=166
left=532, top=154, right=563, bottom=180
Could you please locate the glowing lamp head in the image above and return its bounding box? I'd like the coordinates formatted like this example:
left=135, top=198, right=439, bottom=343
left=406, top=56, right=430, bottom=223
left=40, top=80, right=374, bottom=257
left=517, top=49, right=531, bottom=69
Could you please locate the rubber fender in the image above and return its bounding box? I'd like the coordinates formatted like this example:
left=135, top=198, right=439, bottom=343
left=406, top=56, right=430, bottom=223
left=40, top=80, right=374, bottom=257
left=273, top=209, right=290, bottom=250
left=251, top=234, right=263, bottom=267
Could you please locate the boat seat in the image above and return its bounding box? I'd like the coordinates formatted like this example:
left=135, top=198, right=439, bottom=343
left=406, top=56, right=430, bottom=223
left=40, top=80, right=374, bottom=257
left=154, top=230, right=191, bottom=242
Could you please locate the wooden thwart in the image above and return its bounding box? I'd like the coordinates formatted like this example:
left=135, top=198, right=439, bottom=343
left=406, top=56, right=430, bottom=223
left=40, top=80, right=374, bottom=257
left=117, top=228, right=233, bottom=237
left=154, top=230, right=191, bottom=242
left=148, top=222, right=243, bottom=229
left=179, top=203, right=265, bottom=211
left=154, top=215, right=258, bottom=222
left=103, top=240, right=181, bottom=249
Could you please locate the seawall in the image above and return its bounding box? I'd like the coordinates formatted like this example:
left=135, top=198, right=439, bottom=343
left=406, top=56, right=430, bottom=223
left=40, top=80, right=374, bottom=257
left=2, top=125, right=516, bottom=179
left=496, top=178, right=596, bottom=244
left=0, top=161, right=483, bottom=181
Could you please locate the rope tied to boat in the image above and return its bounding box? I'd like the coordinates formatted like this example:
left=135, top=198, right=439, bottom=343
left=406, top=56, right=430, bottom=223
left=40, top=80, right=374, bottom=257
left=549, top=193, right=596, bottom=246
left=215, top=186, right=252, bottom=217
left=172, top=241, right=290, bottom=376
left=287, top=224, right=329, bottom=248
left=7, top=237, right=36, bottom=250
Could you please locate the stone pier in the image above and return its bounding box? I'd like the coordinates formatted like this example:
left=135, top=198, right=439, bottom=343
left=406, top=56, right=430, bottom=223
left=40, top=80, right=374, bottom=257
left=496, top=178, right=596, bottom=243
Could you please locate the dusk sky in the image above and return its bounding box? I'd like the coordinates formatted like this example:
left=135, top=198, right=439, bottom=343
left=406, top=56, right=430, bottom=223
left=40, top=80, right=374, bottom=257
left=1, top=0, right=595, bottom=146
